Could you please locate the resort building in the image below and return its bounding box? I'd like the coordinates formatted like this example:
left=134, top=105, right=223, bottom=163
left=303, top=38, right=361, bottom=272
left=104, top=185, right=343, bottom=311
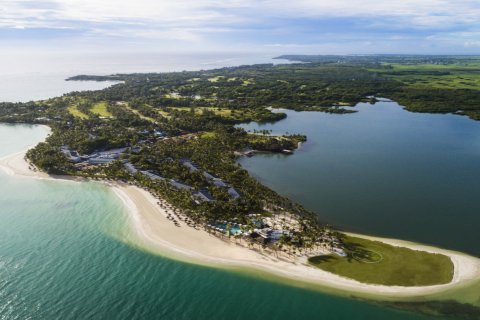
left=87, top=157, right=116, bottom=165
left=154, top=129, right=166, bottom=137
left=130, top=146, right=142, bottom=154
left=212, top=179, right=228, bottom=188
left=227, top=187, right=241, bottom=200
left=181, top=160, right=199, bottom=173
left=87, top=148, right=126, bottom=164
left=140, top=171, right=165, bottom=181
left=193, top=189, right=215, bottom=202
left=170, top=179, right=194, bottom=191
left=60, top=146, right=82, bottom=163
left=203, top=171, right=216, bottom=180
left=255, top=228, right=289, bottom=241
left=124, top=162, right=138, bottom=174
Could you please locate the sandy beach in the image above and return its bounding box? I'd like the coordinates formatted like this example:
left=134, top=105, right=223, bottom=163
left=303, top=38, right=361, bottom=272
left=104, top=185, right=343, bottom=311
left=2, top=149, right=480, bottom=299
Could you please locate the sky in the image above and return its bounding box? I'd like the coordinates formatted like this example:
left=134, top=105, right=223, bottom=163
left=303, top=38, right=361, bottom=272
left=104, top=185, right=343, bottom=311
left=1, top=0, right=480, bottom=55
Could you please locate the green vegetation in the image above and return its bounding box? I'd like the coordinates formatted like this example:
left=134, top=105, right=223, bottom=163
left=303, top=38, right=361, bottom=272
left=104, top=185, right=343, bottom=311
left=2, top=55, right=480, bottom=268
left=122, top=103, right=157, bottom=122
left=367, top=63, right=480, bottom=91
left=208, top=76, right=224, bottom=82
left=164, top=106, right=285, bottom=122
left=246, top=132, right=306, bottom=152
left=67, top=104, right=89, bottom=119
left=308, top=236, right=454, bottom=286
left=200, top=131, right=216, bottom=139
left=164, top=93, right=183, bottom=99
left=168, top=106, right=232, bottom=116
left=67, top=55, right=480, bottom=121
left=90, top=101, right=113, bottom=117
left=276, top=55, right=480, bottom=120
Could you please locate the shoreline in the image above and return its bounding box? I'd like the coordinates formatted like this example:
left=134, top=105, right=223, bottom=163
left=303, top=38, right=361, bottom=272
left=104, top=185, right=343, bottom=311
left=1, top=148, right=480, bottom=300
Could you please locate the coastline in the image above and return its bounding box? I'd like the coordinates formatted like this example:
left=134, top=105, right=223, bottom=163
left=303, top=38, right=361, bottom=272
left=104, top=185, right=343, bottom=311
left=1, top=148, right=480, bottom=300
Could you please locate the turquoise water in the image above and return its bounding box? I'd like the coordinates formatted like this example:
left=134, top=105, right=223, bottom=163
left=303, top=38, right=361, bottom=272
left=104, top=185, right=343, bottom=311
left=238, top=101, right=480, bottom=257
left=0, top=124, right=446, bottom=319
left=216, top=223, right=242, bottom=235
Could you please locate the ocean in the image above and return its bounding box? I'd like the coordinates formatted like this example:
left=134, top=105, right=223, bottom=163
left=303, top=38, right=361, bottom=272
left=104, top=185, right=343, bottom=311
left=0, top=53, right=477, bottom=319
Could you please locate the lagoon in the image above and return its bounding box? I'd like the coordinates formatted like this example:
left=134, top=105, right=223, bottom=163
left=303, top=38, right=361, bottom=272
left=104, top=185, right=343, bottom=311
left=238, top=100, right=480, bottom=256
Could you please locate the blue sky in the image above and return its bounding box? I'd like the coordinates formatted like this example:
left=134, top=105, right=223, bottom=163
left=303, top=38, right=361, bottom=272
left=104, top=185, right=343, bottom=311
left=1, top=0, right=480, bottom=54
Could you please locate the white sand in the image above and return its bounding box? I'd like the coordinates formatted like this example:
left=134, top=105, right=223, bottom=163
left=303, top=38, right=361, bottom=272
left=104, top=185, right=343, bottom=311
left=2, top=149, right=480, bottom=299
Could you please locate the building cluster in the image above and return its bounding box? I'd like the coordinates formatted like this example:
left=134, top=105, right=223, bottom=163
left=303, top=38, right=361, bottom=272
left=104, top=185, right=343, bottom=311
left=61, top=146, right=127, bottom=165
left=61, top=142, right=243, bottom=210
left=181, top=159, right=241, bottom=200
left=209, top=215, right=291, bottom=243
left=122, top=159, right=241, bottom=205
left=255, top=228, right=290, bottom=241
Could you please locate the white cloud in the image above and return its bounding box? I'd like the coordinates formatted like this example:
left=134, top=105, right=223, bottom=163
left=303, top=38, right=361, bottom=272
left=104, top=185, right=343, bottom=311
left=1, top=0, right=480, bottom=53
left=3, top=0, right=480, bottom=30
left=464, top=41, right=480, bottom=47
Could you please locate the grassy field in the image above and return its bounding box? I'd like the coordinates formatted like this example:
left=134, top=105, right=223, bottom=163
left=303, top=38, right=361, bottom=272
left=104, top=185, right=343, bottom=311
left=207, top=76, right=224, bottom=82
left=164, top=106, right=284, bottom=122
left=370, top=63, right=480, bottom=90
left=90, top=102, right=113, bottom=117
left=200, top=131, right=217, bottom=139
left=168, top=106, right=232, bottom=116
left=393, top=73, right=480, bottom=90
left=156, top=110, right=171, bottom=119
left=199, top=107, right=232, bottom=116
left=167, top=106, right=266, bottom=121
left=67, top=105, right=89, bottom=119
left=119, top=104, right=156, bottom=122
left=308, top=236, right=454, bottom=287
left=164, top=93, right=183, bottom=99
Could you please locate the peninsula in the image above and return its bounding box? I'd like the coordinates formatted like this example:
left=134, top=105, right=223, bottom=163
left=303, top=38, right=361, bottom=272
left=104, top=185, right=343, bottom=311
left=1, top=55, right=480, bottom=300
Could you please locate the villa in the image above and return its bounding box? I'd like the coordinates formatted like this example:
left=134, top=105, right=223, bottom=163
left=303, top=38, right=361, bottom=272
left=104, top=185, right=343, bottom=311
left=181, top=160, right=199, bottom=173
left=227, top=187, right=241, bottom=200
left=203, top=171, right=216, bottom=180
left=170, top=179, right=194, bottom=191
left=140, top=171, right=165, bottom=181
left=193, top=189, right=215, bottom=203
left=212, top=179, right=228, bottom=188
left=124, top=162, right=138, bottom=174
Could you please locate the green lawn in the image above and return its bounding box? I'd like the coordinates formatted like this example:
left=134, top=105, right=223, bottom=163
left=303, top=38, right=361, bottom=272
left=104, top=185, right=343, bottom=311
left=90, top=102, right=113, bottom=117
left=386, top=62, right=480, bottom=71
left=308, top=236, right=454, bottom=287
left=207, top=76, right=224, bottom=82
left=121, top=104, right=157, bottom=122
left=67, top=105, right=89, bottom=119
left=369, top=63, right=480, bottom=91
left=168, top=106, right=232, bottom=117
left=164, top=93, right=183, bottom=99
left=199, top=107, right=232, bottom=116
left=156, top=110, right=171, bottom=119
left=200, top=131, right=216, bottom=139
